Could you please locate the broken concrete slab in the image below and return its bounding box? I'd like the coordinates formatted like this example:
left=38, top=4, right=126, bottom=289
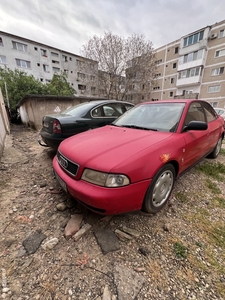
left=114, top=264, right=145, bottom=300
left=115, top=229, right=133, bottom=241
left=64, top=214, right=83, bottom=239
left=72, top=223, right=92, bottom=241
left=22, top=230, right=46, bottom=254
left=94, top=229, right=120, bottom=255
left=122, top=226, right=140, bottom=237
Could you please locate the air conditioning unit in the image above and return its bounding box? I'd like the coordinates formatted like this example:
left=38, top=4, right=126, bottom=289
left=210, top=33, right=217, bottom=39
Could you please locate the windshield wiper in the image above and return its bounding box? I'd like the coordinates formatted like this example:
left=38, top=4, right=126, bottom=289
left=120, top=125, right=158, bottom=131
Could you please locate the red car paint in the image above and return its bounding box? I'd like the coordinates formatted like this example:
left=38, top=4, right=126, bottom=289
left=53, top=99, right=224, bottom=215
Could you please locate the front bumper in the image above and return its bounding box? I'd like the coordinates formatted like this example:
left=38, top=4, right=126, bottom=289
left=53, top=156, right=151, bottom=215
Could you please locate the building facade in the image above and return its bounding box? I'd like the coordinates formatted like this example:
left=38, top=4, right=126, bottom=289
left=0, top=31, right=98, bottom=97
left=0, top=19, right=225, bottom=107
left=151, top=20, right=225, bottom=108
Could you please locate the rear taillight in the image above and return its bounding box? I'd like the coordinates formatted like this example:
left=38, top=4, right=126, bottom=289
left=53, top=119, right=62, bottom=133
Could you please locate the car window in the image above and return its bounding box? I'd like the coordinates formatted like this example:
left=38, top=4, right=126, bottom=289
left=184, top=102, right=205, bottom=126
left=92, top=107, right=103, bottom=117
left=202, top=102, right=217, bottom=122
left=102, top=103, right=125, bottom=117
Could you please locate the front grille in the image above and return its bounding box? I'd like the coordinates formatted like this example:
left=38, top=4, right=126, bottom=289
left=57, top=150, right=79, bottom=177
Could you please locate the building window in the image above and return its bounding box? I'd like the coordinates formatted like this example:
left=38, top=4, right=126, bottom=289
left=173, top=63, right=177, bottom=69
left=180, top=49, right=203, bottom=64
left=52, top=60, right=59, bottom=64
left=51, top=52, right=59, bottom=57
left=91, top=86, right=96, bottom=94
left=37, top=63, right=40, bottom=67
left=12, top=41, right=27, bottom=52
left=62, top=55, right=68, bottom=62
left=183, top=30, right=204, bottom=47
left=171, top=78, right=174, bottom=84
left=77, top=72, right=86, bottom=80
left=169, top=92, right=173, bottom=97
left=208, top=85, right=220, bottom=93
left=43, top=64, right=50, bottom=72
left=154, top=73, right=161, bottom=77
left=41, top=49, right=47, bottom=57
left=34, top=47, right=38, bottom=51
left=90, top=75, right=95, bottom=81
left=0, top=37, right=3, bottom=46
left=153, top=86, right=160, bottom=90
left=174, top=47, right=179, bottom=54
left=211, top=67, right=224, bottom=76
left=53, top=67, right=60, bottom=73
left=215, top=49, right=225, bottom=57
left=15, top=59, right=31, bottom=68
left=40, top=78, right=43, bottom=82
left=77, top=59, right=84, bottom=67
left=155, top=59, right=162, bottom=64
left=0, top=55, right=6, bottom=64
left=178, top=67, right=200, bottom=79
left=78, top=84, right=86, bottom=93
left=219, top=29, right=225, bottom=38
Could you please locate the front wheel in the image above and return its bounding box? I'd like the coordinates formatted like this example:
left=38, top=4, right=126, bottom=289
left=142, top=164, right=176, bottom=214
left=207, top=137, right=223, bottom=159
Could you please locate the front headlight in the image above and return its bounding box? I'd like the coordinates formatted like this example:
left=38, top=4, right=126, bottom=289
left=81, top=169, right=130, bottom=187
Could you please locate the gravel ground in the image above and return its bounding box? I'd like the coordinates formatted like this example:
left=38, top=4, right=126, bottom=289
left=0, top=124, right=225, bottom=300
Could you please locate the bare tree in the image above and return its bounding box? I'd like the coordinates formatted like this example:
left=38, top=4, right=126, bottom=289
left=80, top=32, right=156, bottom=103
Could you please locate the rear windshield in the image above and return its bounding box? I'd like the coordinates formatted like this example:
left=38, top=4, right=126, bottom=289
left=61, top=102, right=99, bottom=117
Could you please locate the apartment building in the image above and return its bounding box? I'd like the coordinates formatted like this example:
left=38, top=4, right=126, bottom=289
left=0, top=19, right=225, bottom=107
left=152, top=19, right=225, bottom=108
left=0, top=31, right=98, bottom=97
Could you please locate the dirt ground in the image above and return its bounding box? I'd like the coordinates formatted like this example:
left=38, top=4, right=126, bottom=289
left=0, top=124, right=225, bottom=300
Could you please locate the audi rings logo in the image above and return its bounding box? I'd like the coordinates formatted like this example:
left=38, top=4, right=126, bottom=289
left=58, top=155, right=68, bottom=169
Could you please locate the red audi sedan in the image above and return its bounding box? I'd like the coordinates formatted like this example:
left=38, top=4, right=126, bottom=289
left=53, top=99, right=224, bottom=215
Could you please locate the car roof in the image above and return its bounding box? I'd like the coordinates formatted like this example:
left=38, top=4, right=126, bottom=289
left=84, top=100, right=134, bottom=106
left=139, top=99, right=207, bottom=104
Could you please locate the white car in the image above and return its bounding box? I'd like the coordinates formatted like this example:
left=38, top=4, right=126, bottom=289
left=215, top=108, right=225, bottom=119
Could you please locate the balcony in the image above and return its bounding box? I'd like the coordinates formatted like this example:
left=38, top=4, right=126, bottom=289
left=176, top=75, right=201, bottom=87
left=174, top=93, right=199, bottom=99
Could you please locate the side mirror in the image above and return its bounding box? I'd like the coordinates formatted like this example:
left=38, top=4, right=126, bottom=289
left=183, top=121, right=208, bottom=132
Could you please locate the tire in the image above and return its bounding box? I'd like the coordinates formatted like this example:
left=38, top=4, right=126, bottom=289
left=142, top=164, right=175, bottom=214
left=207, top=137, right=222, bottom=159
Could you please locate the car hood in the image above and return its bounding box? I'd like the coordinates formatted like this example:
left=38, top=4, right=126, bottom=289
left=59, top=125, right=173, bottom=172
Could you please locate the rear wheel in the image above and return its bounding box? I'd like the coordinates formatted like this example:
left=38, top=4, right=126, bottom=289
left=207, top=137, right=223, bottom=159
left=142, top=164, right=175, bottom=213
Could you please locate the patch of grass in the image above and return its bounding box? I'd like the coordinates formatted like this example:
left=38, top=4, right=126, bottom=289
left=205, top=178, right=221, bottom=194
left=215, top=196, right=225, bottom=208
left=211, top=225, right=225, bottom=248
left=173, top=242, right=188, bottom=259
left=175, top=191, right=189, bottom=203
left=196, top=161, right=225, bottom=181
left=220, top=148, right=225, bottom=156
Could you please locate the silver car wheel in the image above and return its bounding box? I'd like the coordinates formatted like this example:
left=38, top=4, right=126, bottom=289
left=142, top=164, right=176, bottom=214
left=152, top=170, right=174, bottom=207
left=214, top=137, right=222, bottom=157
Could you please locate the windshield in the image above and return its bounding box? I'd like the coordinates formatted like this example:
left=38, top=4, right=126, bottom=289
left=114, top=102, right=185, bottom=132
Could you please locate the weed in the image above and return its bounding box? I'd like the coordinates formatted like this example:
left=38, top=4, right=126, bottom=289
left=175, top=191, right=188, bottom=203
left=174, top=242, right=188, bottom=259
left=215, top=196, right=225, bottom=208
left=211, top=225, right=225, bottom=248
left=220, top=148, right=225, bottom=156
left=205, top=178, right=221, bottom=194
left=196, top=162, right=225, bottom=181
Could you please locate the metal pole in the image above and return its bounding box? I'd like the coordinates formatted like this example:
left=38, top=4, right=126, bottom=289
left=4, top=81, right=10, bottom=109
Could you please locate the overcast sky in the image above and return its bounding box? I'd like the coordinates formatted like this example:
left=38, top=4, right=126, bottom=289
left=1, top=0, right=225, bottom=55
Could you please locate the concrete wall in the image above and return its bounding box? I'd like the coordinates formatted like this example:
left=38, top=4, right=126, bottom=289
left=17, top=95, right=107, bottom=131
left=0, top=89, right=10, bottom=159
